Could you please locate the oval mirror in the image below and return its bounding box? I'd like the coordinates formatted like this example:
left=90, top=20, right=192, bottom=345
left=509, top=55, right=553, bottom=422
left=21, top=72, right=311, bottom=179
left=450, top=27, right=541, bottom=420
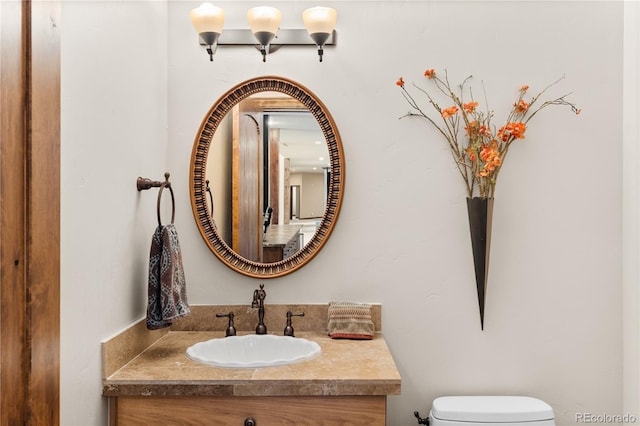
left=190, top=76, right=345, bottom=278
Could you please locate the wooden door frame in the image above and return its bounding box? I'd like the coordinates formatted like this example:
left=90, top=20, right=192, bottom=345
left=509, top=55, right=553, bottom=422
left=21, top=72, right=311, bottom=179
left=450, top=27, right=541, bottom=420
left=1, top=0, right=61, bottom=424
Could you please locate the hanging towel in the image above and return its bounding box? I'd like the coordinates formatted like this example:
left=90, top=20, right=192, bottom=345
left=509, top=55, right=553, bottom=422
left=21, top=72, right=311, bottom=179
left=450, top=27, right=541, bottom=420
left=146, top=224, right=190, bottom=330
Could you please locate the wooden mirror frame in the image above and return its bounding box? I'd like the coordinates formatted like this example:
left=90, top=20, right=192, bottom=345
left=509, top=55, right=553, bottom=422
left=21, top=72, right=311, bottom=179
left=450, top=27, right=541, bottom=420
left=190, top=76, right=345, bottom=278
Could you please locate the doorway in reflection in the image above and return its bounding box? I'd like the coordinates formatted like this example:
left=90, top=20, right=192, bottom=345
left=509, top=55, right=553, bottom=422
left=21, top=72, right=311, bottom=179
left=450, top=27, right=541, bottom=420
left=262, top=111, right=329, bottom=228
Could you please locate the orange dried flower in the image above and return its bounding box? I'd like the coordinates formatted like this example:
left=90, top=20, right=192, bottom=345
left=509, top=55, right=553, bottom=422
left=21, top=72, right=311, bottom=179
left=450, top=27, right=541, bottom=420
left=466, top=146, right=477, bottom=161
left=466, top=121, right=493, bottom=143
left=463, top=101, right=479, bottom=113
left=480, top=143, right=496, bottom=162
left=497, top=126, right=507, bottom=142
left=465, top=120, right=479, bottom=136
left=478, top=142, right=502, bottom=176
left=498, top=122, right=527, bottom=142
left=514, top=99, right=529, bottom=114
left=510, top=122, right=526, bottom=139
left=396, top=69, right=580, bottom=198
left=441, top=106, right=459, bottom=119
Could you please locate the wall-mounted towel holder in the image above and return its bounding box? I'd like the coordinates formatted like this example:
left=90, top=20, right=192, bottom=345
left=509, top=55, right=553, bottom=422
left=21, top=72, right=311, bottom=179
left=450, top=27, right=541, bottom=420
left=137, top=172, right=175, bottom=226
left=205, top=179, right=214, bottom=217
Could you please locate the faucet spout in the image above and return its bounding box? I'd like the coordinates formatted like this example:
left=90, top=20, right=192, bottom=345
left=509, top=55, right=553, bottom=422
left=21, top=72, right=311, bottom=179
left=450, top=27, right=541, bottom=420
left=252, top=284, right=267, bottom=334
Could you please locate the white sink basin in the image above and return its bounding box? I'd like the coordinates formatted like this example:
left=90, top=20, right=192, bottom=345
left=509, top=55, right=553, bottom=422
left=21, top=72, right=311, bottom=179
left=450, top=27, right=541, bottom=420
left=186, top=334, right=322, bottom=368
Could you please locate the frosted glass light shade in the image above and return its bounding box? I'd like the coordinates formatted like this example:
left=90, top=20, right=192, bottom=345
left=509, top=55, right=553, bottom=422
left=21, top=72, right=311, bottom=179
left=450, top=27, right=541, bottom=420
left=247, top=6, right=282, bottom=35
left=302, top=7, right=337, bottom=35
left=190, top=3, right=225, bottom=35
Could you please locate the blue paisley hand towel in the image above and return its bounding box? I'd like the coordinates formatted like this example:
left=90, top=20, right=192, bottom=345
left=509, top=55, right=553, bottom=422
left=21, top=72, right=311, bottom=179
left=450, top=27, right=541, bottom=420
left=146, top=224, right=190, bottom=330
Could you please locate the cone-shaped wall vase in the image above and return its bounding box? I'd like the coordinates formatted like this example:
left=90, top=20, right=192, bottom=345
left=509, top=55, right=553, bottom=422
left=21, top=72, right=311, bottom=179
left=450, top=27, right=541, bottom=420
left=466, top=197, right=494, bottom=330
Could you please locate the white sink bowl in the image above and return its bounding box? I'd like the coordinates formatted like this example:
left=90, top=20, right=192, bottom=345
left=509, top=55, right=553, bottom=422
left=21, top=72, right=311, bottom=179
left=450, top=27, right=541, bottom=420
left=186, top=334, right=322, bottom=368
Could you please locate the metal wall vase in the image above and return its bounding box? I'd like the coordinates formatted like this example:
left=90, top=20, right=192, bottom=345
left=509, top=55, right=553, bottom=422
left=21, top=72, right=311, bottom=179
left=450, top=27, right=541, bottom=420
left=466, top=197, right=494, bottom=330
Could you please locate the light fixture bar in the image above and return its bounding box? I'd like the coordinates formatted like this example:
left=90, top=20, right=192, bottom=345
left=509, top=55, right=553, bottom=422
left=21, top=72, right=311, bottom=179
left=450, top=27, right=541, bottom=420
left=199, top=29, right=336, bottom=46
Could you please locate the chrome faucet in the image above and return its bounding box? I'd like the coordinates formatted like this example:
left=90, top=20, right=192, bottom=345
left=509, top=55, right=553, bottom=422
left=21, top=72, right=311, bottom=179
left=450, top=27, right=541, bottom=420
left=251, top=283, right=267, bottom=334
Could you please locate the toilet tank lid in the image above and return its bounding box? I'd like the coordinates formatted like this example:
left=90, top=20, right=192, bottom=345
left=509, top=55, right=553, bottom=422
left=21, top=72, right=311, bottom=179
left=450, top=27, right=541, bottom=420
left=431, top=396, right=554, bottom=423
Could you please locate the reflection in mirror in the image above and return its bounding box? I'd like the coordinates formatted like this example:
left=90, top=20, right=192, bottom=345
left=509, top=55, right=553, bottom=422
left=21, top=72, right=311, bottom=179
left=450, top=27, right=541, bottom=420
left=206, top=96, right=330, bottom=263
left=190, top=76, right=344, bottom=278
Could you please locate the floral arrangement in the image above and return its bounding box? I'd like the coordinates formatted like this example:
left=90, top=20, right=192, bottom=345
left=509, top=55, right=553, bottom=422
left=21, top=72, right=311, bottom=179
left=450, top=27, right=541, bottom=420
left=396, top=69, right=580, bottom=198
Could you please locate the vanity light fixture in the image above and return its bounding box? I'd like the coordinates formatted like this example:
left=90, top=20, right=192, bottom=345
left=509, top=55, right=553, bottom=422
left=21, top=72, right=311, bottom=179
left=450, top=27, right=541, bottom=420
left=189, top=3, right=337, bottom=62
left=247, top=6, right=282, bottom=62
left=302, top=6, right=337, bottom=62
left=189, top=3, right=225, bottom=62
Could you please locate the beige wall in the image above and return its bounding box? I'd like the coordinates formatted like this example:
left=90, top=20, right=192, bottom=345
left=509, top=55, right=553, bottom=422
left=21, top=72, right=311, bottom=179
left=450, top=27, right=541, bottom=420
left=168, top=2, right=624, bottom=424
left=61, top=1, right=169, bottom=424
left=60, top=1, right=637, bottom=425
left=293, top=172, right=325, bottom=219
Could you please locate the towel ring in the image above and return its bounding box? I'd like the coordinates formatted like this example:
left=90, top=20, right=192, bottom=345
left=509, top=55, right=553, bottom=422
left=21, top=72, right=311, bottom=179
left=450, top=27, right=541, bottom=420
left=205, top=179, right=214, bottom=218
left=136, top=172, right=175, bottom=226
left=157, top=174, right=175, bottom=226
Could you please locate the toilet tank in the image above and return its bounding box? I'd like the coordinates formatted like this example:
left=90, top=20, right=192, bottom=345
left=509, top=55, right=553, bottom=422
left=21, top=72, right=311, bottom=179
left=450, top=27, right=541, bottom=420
left=429, top=396, right=555, bottom=426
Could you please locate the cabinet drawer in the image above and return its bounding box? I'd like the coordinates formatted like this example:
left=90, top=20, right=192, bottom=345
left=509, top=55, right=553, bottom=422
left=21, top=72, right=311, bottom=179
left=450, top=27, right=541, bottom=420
left=111, top=395, right=386, bottom=425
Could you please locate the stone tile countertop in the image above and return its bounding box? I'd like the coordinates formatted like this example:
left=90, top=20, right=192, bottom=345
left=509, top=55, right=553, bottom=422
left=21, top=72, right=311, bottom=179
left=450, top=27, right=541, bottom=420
left=103, top=331, right=401, bottom=398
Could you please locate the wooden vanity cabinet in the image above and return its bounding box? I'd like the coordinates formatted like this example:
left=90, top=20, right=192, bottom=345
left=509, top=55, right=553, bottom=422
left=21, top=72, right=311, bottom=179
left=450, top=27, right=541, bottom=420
left=262, top=225, right=302, bottom=262
left=103, top=322, right=400, bottom=426
left=109, top=395, right=387, bottom=425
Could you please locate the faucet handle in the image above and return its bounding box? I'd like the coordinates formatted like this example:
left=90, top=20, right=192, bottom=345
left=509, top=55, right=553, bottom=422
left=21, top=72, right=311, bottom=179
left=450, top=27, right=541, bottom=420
left=251, top=283, right=266, bottom=308
left=216, top=312, right=236, bottom=337
left=283, top=311, right=304, bottom=337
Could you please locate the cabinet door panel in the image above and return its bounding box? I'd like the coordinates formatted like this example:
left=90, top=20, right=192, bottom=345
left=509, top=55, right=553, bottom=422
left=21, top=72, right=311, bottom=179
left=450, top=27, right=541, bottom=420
left=114, top=395, right=386, bottom=425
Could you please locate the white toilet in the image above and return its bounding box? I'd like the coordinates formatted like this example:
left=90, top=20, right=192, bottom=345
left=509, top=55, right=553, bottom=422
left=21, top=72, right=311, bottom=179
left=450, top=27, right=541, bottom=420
left=429, top=396, right=555, bottom=426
